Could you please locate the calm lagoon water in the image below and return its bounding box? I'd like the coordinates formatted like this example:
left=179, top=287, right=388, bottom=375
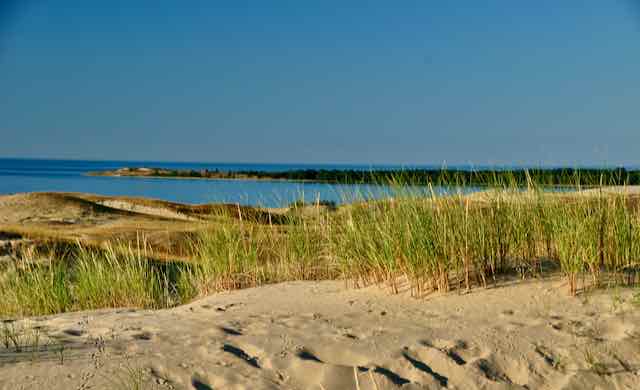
left=0, top=158, right=477, bottom=207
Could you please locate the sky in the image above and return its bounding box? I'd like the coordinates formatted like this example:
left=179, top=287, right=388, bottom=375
left=0, top=1, right=639, bottom=166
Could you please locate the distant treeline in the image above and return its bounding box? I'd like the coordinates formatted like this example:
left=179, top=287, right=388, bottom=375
left=94, top=167, right=640, bottom=186
left=235, top=168, right=640, bottom=186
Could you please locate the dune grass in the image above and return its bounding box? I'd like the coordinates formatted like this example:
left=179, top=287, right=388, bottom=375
left=177, top=209, right=336, bottom=300
left=331, top=179, right=640, bottom=296
left=2, top=172, right=640, bottom=318
left=72, top=242, right=173, bottom=311
left=0, top=240, right=176, bottom=317
left=1, top=258, right=73, bottom=317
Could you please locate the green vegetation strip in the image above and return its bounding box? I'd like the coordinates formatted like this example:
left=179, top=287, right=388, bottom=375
left=90, top=167, right=640, bottom=186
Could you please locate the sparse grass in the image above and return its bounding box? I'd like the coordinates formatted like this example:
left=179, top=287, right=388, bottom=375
left=0, top=321, right=57, bottom=365
left=0, top=240, right=177, bottom=318
left=610, top=287, right=625, bottom=314
left=1, top=322, right=41, bottom=353
left=2, top=172, right=640, bottom=318
left=332, top=177, right=640, bottom=297
left=0, top=258, right=73, bottom=317
left=73, top=241, right=173, bottom=311
left=176, top=211, right=336, bottom=300
left=582, top=344, right=607, bottom=376
left=107, top=359, right=158, bottom=390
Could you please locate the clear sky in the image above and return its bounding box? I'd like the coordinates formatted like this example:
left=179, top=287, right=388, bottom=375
left=1, top=1, right=639, bottom=166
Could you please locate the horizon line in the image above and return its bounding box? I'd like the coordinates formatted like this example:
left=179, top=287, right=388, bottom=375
left=0, top=156, right=637, bottom=170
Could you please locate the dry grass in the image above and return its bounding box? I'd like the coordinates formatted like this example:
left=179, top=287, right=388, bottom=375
left=0, top=238, right=179, bottom=317
left=3, top=177, right=640, bottom=318
left=333, top=184, right=640, bottom=296
left=177, top=210, right=337, bottom=300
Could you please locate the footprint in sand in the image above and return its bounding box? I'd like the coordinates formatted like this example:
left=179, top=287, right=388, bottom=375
left=221, top=344, right=260, bottom=368
left=474, top=358, right=513, bottom=384
left=295, top=347, right=323, bottom=363
left=474, top=351, right=534, bottom=387
left=201, top=302, right=242, bottom=312
left=292, top=346, right=415, bottom=388
left=219, top=326, right=243, bottom=336
left=410, top=338, right=533, bottom=387
left=421, top=338, right=476, bottom=365
left=63, top=329, right=86, bottom=337
left=401, top=350, right=449, bottom=387
left=191, top=376, right=213, bottom=390
left=132, top=331, right=154, bottom=341
left=533, top=343, right=563, bottom=370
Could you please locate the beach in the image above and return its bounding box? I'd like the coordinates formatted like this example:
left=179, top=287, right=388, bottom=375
left=4, top=1, right=638, bottom=387
left=2, top=188, right=640, bottom=388
left=1, top=277, right=638, bottom=389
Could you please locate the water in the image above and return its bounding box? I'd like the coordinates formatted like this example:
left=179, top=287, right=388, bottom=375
left=0, top=158, right=470, bottom=207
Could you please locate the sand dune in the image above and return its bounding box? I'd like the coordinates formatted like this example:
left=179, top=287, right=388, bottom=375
left=0, top=192, right=286, bottom=261
left=2, top=190, right=640, bottom=389
left=94, top=199, right=197, bottom=221
left=0, top=192, right=140, bottom=225
left=1, top=278, right=638, bottom=389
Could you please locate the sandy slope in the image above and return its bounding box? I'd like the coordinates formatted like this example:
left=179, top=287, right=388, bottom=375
left=94, top=199, right=197, bottom=221
left=1, top=278, right=638, bottom=390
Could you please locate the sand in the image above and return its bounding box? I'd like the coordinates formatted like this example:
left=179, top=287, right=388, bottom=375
left=94, top=200, right=197, bottom=221
left=2, top=190, right=640, bottom=388
left=1, top=277, right=638, bottom=389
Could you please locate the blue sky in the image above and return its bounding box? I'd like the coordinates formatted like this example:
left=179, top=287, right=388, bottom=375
left=1, top=1, right=639, bottom=165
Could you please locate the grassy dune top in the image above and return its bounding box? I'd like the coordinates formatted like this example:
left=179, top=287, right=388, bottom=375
left=88, top=166, right=640, bottom=185
left=2, top=184, right=640, bottom=319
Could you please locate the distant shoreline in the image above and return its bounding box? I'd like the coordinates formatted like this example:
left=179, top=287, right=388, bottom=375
left=87, top=166, right=640, bottom=186
left=86, top=167, right=323, bottom=184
